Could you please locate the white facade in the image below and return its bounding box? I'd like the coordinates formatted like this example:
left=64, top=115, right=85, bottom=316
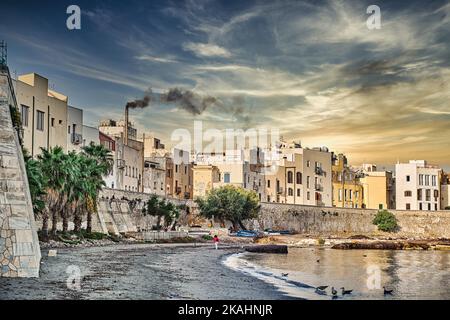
left=67, top=106, right=83, bottom=152
left=82, top=125, right=100, bottom=147
left=395, top=160, right=442, bottom=211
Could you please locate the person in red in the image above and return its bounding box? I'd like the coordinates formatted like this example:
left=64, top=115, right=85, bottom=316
left=213, top=235, right=219, bottom=250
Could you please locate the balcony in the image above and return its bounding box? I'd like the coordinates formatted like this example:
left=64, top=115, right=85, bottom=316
left=117, top=159, right=126, bottom=169
left=71, top=133, right=82, bottom=145
left=315, top=167, right=324, bottom=175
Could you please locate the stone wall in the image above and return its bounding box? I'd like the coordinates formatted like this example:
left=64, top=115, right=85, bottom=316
left=247, top=202, right=450, bottom=238
left=0, top=69, right=41, bottom=277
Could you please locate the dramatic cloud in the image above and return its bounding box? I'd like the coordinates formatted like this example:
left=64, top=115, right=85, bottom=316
left=182, top=42, right=232, bottom=58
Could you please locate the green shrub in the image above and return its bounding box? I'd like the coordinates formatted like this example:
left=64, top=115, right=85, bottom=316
left=317, top=238, right=325, bottom=245
left=202, top=235, right=213, bottom=241
left=373, top=210, right=398, bottom=232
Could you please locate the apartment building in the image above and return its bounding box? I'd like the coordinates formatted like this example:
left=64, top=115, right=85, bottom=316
left=172, top=149, right=193, bottom=199
left=332, top=154, right=364, bottom=208
left=359, top=164, right=395, bottom=210
left=143, top=156, right=167, bottom=196
left=14, top=73, right=68, bottom=157
left=395, top=160, right=442, bottom=211
left=142, top=133, right=166, bottom=157
left=192, top=164, right=221, bottom=198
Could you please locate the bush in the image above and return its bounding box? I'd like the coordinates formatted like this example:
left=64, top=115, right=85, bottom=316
left=202, top=235, right=213, bottom=241
left=373, top=210, right=398, bottom=232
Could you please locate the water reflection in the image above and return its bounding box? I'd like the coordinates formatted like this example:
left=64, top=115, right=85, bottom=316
left=236, top=248, right=450, bottom=300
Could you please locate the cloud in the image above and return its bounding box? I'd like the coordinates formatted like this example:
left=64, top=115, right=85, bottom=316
left=135, top=55, right=178, bottom=63
left=182, top=42, right=232, bottom=58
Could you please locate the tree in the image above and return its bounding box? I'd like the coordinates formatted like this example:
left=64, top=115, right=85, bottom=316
left=142, top=195, right=180, bottom=230
left=24, top=151, right=46, bottom=220
left=373, top=210, right=398, bottom=232
left=195, top=185, right=260, bottom=230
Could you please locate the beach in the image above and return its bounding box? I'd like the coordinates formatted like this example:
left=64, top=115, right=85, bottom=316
left=0, top=243, right=287, bottom=300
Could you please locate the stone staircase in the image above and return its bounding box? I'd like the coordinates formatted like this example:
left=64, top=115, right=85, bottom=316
left=0, top=68, right=41, bottom=277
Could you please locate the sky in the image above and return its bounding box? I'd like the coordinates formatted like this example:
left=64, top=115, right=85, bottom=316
left=1, top=0, right=449, bottom=169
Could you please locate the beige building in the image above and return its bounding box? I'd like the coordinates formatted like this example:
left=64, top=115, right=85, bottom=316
left=332, top=154, right=364, bottom=208
left=143, top=156, right=167, bottom=196
left=359, top=164, right=395, bottom=210
left=14, top=73, right=68, bottom=157
left=171, top=149, right=193, bottom=199
left=67, top=105, right=83, bottom=152
left=192, top=165, right=220, bottom=198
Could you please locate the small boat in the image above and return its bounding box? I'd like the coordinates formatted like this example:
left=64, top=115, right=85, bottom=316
left=235, top=230, right=259, bottom=237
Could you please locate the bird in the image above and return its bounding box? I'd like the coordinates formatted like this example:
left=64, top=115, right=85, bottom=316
left=331, top=287, right=338, bottom=297
left=383, top=287, right=394, bottom=295
left=281, top=273, right=289, bottom=277
left=316, top=286, right=328, bottom=291
left=341, top=287, right=353, bottom=295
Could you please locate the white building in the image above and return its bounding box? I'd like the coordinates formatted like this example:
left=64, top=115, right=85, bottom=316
left=67, top=106, right=83, bottom=152
left=395, top=160, right=442, bottom=211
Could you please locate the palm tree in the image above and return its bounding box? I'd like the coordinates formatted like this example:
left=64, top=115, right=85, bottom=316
left=81, top=143, right=111, bottom=233
left=24, top=151, right=47, bottom=221
left=37, top=146, right=67, bottom=239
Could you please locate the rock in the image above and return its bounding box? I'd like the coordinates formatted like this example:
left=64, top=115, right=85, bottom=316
left=244, top=245, right=288, bottom=254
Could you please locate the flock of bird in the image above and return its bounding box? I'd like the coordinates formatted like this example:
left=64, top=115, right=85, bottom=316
left=280, top=273, right=394, bottom=298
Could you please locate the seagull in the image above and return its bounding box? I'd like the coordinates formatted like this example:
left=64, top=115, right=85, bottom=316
left=316, top=286, right=328, bottom=291
left=281, top=273, right=289, bottom=277
left=383, top=287, right=394, bottom=295
left=341, top=287, right=353, bottom=295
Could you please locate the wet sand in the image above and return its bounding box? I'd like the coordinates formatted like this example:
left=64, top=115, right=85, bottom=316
left=0, top=243, right=288, bottom=300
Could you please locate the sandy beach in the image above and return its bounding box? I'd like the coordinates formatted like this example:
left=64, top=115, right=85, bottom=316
left=0, top=243, right=288, bottom=300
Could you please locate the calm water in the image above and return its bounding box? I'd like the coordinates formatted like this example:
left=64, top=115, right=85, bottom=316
left=224, top=248, right=450, bottom=300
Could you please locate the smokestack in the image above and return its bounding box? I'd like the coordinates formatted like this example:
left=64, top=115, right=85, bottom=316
left=124, top=105, right=129, bottom=146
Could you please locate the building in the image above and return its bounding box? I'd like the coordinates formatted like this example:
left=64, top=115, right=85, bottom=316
left=332, top=154, right=364, bottom=208
left=142, top=133, right=166, bottom=157
left=99, top=119, right=136, bottom=141
left=440, top=172, right=450, bottom=210
left=395, top=160, right=442, bottom=211
left=171, top=149, right=192, bottom=199
left=192, top=164, right=221, bottom=198
left=67, top=106, right=83, bottom=152
left=143, top=156, right=167, bottom=196
left=99, top=132, right=118, bottom=189
left=14, top=73, right=68, bottom=157
left=359, top=164, right=395, bottom=210
left=82, top=125, right=100, bottom=147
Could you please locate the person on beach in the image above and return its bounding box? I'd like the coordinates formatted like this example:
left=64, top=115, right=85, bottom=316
left=213, top=235, right=219, bottom=250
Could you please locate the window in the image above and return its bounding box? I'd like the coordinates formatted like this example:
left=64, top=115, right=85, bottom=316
left=425, top=175, right=430, bottom=186
left=307, top=192, right=310, bottom=200
left=111, top=183, right=114, bottom=189
left=419, top=203, right=423, bottom=210
left=404, top=191, right=412, bottom=197
left=338, top=189, right=342, bottom=201
left=349, top=190, right=353, bottom=200
left=288, top=188, right=293, bottom=196
left=434, top=190, right=439, bottom=198
left=435, top=204, right=438, bottom=211
left=297, top=189, right=301, bottom=197
left=184, top=165, right=187, bottom=174
left=267, top=196, right=271, bottom=202
left=417, top=189, right=422, bottom=201
left=36, top=110, right=45, bottom=131
left=406, top=175, right=410, bottom=182
left=175, top=165, right=178, bottom=173
left=432, top=175, right=437, bottom=186
left=51, top=118, right=55, bottom=127
left=307, top=176, right=310, bottom=188
left=428, top=203, right=431, bottom=211
left=267, top=180, right=271, bottom=188
left=296, top=172, right=302, bottom=184
left=21, top=105, right=29, bottom=127
left=287, top=171, right=293, bottom=184
left=68, top=126, right=71, bottom=134
left=426, top=189, right=431, bottom=201
left=379, top=204, right=383, bottom=210
left=419, top=174, right=424, bottom=185
left=306, top=160, right=311, bottom=167
left=406, top=203, right=411, bottom=210
left=224, top=173, right=230, bottom=183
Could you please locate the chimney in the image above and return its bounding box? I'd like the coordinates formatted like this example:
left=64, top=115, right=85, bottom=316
left=124, top=105, right=129, bottom=146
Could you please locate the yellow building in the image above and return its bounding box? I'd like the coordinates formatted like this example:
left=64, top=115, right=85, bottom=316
left=171, top=149, right=193, bottom=199
left=192, top=165, right=220, bottom=198
left=332, top=154, right=364, bottom=208
left=360, top=170, right=395, bottom=210
left=15, top=73, right=68, bottom=157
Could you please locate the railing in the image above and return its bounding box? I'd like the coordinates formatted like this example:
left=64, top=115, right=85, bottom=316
left=71, top=133, right=82, bottom=145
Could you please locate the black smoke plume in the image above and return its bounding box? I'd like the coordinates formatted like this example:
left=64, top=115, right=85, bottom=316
left=126, top=89, right=153, bottom=109
left=159, top=88, right=218, bottom=115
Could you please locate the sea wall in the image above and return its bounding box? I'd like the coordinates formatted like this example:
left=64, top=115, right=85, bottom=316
left=247, top=203, right=450, bottom=238
left=0, top=70, right=41, bottom=277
